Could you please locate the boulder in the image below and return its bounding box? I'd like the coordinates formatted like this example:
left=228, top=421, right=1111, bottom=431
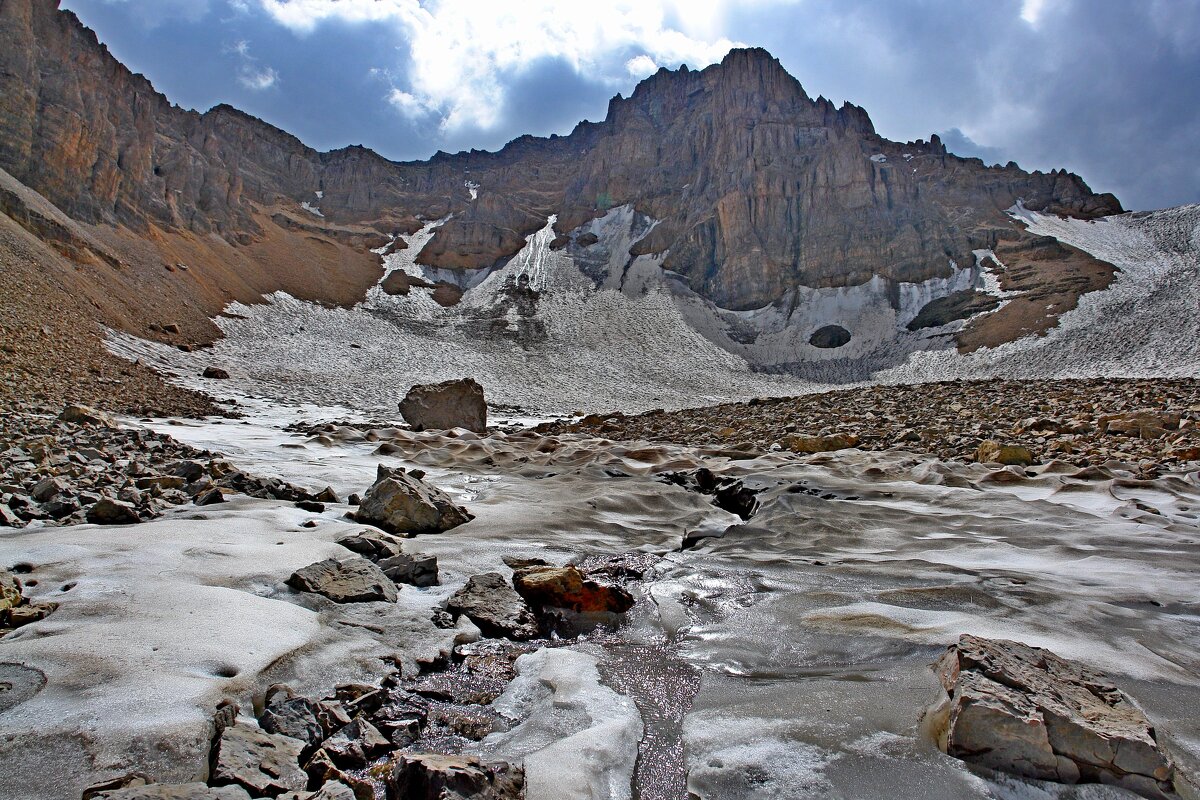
left=1100, top=411, right=1182, bottom=440
left=59, top=404, right=117, bottom=427
left=321, top=717, right=390, bottom=768
left=929, top=635, right=1176, bottom=799
left=808, top=324, right=852, bottom=349
left=511, top=564, right=634, bottom=613
left=355, top=465, right=472, bottom=535
left=446, top=573, right=539, bottom=640
left=378, top=552, right=439, bottom=587
left=976, top=440, right=1035, bottom=466
left=87, top=497, right=141, bottom=525
left=385, top=753, right=524, bottom=800
left=398, top=379, right=487, bottom=433
left=287, top=558, right=398, bottom=603
left=203, top=366, right=230, bottom=379
left=782, top=433, right=858, bottom=454
left=195, top=487, right=225, bottom=506
left=210, top=721, right=308, bottom=797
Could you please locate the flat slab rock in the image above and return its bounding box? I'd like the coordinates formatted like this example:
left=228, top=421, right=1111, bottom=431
left=355, top=465, right=472, bottom=536
left=511, top=564, right=633, bottom=613
left=287, top=557, right=398, bottom=603
left=90, top=784, right=251, bottom=800
left=930, top=634, right=1177, bottom=799
left=210, top=721, right=308, bottom=796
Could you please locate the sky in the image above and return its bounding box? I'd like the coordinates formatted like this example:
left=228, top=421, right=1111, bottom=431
left=62, top=0, right=1200, bottom=211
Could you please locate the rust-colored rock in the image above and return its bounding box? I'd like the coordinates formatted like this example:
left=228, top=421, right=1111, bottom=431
left=511, top=564, right=634, bottom=614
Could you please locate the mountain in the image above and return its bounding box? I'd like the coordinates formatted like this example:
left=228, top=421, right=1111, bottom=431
left=0, top=0, right=1148, bottom=412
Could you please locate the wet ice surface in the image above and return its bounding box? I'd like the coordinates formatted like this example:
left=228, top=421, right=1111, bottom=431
left=3, top=399, right=1197, bottom=799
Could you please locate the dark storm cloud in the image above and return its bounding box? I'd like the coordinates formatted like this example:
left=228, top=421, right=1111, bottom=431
left=60, top=1, right=1200, bottom=210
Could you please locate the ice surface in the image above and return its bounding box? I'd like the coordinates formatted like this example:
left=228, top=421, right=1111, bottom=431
left=479, top=647, right=642, bottom=800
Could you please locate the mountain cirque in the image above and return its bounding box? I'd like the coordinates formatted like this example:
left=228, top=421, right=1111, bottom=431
left=0, top=0, right=1129, bottom=418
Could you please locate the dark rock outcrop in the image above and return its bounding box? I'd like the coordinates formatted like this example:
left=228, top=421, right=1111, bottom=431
left=209, top=721, right=308, bottom=797
left=929, top=635, right=1176, bottom=799
left=808, top=324, right=852, bottom=348
left=399, top=379, right=487, bottom=433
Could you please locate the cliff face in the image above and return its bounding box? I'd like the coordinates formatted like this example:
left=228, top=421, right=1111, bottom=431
left=0, top=0, right=1122, bottom=337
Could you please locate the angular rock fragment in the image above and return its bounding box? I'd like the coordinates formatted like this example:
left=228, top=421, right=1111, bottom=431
left=385, top=752, right=524, bottom=800
left=446, top=573, right=538, bottom=640
left=59, top=403, right=117, bottom=427
left=377, top=552, right=439, bottom=587
left=87, top=497, right=140, bottom=525
left=203, top=366, right=230, bottom=379
left=287, top=558, right=398, bottom=603
left=336, top=530, right=404, bottom=561
left=511, top=564, right=633, bottom=613
left=210, top=721, right=308, bottom=797
left=320, top=717, right=390, bottom=768
left=259, top=685, right=324, bottom=750
left=398, top=378, right=487, bottom=433
left=929, top=634, right=1176, bottom=799
left=91, top=783, right=252, bottom=799
left=354, top=465, right=472, bottom=535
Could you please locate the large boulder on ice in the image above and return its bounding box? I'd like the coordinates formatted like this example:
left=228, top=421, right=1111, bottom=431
left=384, top=752, right=524, bottom=800
left=928, top=634, right=1176, bottom=799
left=210, top=721, right=308, bottom=797
left=399, top=378, right=487, bottom=433
left=808, top=324, right=851, bottom=349
left=355, top=465, right=472, bottom=536
left=287, top=557, right=398, bottom=603
left=446, top=573, right=539, bottom=640
left=511, top=564, right=634, bottom=614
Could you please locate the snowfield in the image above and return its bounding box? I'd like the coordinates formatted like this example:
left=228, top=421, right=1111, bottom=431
left=109, top=204, right=1200, bottom=415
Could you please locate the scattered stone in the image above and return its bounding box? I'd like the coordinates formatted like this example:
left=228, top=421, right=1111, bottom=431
left=355, top=465, right=472, bottom=535
left=87, top=497, right=140, bottom=525
left=384, top=753, right=524, bottom=800
left=321, top=717, right=390, bottom=768
left=315, top=486, right=340, bottom=504
left=287, top=558, right=398, bottom=604
left=446, top=573, right=539, bottom=640
left=377, top=552, right=439, bottom=587
left=203, top=366, right=230, bottom=380
left=210, top=721, right=308, bottom=797
left=295, top=500, right=325, bottom=513
left=929, top=634, right=1176, bottom=798
left=511, top=564, right=634, bottom=613
left=398, top=378, right=487, bottom=433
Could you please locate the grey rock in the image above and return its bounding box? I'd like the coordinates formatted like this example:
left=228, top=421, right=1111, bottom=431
left=31, top=475, right=68, bottom=502
left=930, top=634, right=1176, bottom=799
left=195, top=487, right=225, bottom=506
left=259, top=685, right=324, bottom=749
left=398, top=378, right=487, bottom=433
left=385, top=752, right=524, bottom=800
left=355, top=465, right=472, bottom=536
left=336, top=530, right=404, bottom=561
left=287, top=558, right=398, bottom=603
left=321, top=717, right=390, bottom=768
left=446, top=573, right=538, bottom=640
left=378, top=552, right=438, bottom=587
left=210, top=721, right=308, bottom=796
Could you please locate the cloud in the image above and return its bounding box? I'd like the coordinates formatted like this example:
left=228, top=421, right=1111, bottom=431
left=226, top=38, right=279, bottom=91
left=254, top=0, right=745, bottom=131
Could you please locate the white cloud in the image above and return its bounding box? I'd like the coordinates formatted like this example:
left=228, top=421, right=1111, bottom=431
left=1020, top=0, right=1050, bottom=26
left=253, top=0, right=746, bottom=131
left=239, top=65, right=279, bottom=90
left=625, top=54, right=659, bottom=77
